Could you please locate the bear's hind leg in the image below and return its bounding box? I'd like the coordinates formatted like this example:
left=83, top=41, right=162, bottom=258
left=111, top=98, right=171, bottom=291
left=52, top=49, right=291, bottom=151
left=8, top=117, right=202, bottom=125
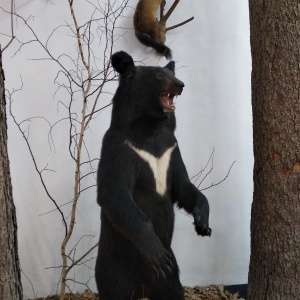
left=96, top=255, right=146, bottom=300
left=148, top=275, right=185, bottom=300
left=147, top=251, right=184, bottom=300
left=96, top=272, right=144, bottom=300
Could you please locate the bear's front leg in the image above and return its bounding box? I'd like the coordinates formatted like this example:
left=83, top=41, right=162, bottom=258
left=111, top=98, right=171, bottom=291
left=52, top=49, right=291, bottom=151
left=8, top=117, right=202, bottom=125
left=135, top=223, right=174, bottom=279
left=171, top=147, right=212, bottom=237
left=192, top=193, right=212, bottom=237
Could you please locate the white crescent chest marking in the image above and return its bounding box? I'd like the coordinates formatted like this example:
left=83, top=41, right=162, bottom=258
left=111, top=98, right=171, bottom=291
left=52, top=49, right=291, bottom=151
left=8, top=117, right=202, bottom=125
left=126, top=141, right=177, bottom=196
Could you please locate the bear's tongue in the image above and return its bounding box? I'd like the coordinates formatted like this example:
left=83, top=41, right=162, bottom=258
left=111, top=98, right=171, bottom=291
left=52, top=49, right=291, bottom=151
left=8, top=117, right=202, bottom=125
left=161, top=93, right=176, bottom=112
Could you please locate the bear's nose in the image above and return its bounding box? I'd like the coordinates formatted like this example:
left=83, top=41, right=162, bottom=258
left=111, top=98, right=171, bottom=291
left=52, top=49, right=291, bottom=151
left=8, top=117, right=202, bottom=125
left=176, top=80, right=184, bottom=88
left=176, top=80, right=185, bottom=88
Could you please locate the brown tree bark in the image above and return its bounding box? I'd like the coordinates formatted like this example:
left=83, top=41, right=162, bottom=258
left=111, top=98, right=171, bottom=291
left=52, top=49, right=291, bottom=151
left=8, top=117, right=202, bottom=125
left=248, top=1, right=300, bottom=299
left=0, top=48, right=23, bottom=299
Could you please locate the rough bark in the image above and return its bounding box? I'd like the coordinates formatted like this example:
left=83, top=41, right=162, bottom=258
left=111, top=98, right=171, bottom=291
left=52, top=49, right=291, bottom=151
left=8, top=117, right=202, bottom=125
left=248, top=1, right=300, bottom=299
left=0, top=48, right=23, bottom=299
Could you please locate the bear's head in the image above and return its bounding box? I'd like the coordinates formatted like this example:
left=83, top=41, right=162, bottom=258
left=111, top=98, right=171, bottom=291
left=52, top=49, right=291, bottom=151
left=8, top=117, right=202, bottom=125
left=111, top=51, right=184, bottom=122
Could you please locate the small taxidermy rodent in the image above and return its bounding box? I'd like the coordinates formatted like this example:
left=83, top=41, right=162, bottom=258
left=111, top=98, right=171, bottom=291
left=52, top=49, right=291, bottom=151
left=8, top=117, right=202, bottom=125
left=133, top=0, right=172, bottom=59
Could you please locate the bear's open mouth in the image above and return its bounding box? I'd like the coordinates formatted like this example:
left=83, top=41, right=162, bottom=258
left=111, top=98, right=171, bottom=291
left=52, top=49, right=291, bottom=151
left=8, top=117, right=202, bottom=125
left=160, top=93, right=178, bottom=112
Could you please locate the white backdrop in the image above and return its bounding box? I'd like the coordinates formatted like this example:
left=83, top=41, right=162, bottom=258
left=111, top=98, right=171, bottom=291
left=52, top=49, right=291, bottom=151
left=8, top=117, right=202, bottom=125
left=0, top=0, right=252, bottom=298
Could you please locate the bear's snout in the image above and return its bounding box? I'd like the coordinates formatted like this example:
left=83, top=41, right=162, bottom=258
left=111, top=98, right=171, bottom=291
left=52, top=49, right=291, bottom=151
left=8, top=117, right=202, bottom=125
left=175, top=79, right=184, bottom=95
left=176, top=80, right=185, bottom=88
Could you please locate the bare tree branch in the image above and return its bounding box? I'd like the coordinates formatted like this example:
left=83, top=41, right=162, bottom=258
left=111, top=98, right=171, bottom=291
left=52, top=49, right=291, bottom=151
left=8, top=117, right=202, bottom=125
left=200, top=161, right=236, bottom=192
left=166, top=16, right=194, bottom=32
left=66, top=242, right=98, bottom=275
left=5, top=1, right=129, bottom=298
left=7, top=85, right=68, bottom=237
left=1, top=0, right=16, bottom=52
left=159, top=0, right=194, bottom=36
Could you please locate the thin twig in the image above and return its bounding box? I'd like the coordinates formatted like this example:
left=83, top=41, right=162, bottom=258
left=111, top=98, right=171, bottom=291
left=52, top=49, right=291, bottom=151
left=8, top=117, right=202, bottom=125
left=21, top=270, right=37, bottom=300
left=7, top=87, right=68, bottom=237
left=1, top=0, right=16, bottom=52
left=200, top=161, right=236, bottom=191
left=190, top=148, right=215, bottom=182
left=66, top=242, right=99, bottom=275
left=166, top=16, right=194, bottom=31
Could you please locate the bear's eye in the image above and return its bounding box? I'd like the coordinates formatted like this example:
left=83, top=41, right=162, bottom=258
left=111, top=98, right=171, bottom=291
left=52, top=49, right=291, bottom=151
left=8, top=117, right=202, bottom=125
left=156, top=73, right=163, bottom=80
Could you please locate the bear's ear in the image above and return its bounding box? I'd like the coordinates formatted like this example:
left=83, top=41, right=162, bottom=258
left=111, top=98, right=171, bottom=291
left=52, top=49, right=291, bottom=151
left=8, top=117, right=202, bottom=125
left=111, top=51, right=135, bottom=75
left=164, top=61, right=175, bottom=74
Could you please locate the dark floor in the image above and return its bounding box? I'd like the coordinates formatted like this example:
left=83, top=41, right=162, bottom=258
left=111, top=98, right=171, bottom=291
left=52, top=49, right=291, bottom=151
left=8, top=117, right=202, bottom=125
left=225, top=284, right=247, bottom=299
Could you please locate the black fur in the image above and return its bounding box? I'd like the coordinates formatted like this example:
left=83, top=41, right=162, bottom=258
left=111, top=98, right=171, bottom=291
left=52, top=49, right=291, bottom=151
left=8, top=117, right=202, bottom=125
left=95, top=51, right=211, bottom=300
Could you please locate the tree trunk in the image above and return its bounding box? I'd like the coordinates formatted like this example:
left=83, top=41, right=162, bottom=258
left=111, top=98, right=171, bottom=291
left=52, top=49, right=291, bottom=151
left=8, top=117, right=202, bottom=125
left=0, top=48, right=23, bottom=299
left=248, top=1, right=300, bottom=299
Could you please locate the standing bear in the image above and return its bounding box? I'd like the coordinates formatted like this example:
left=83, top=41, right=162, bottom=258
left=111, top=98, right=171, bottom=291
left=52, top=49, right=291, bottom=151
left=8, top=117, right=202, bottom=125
left=95, top=51, right=212, bottom=300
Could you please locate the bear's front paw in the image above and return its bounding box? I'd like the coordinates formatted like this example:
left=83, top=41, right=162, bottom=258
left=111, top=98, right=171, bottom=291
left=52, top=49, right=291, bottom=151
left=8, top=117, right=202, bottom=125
left=193, top=215, right=212, bottom=237
left=138, top=236, right=173, bottom=280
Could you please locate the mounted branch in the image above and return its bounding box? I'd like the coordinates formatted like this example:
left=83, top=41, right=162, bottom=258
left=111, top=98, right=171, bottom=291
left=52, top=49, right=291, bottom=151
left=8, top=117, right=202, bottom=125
left=160, top=0, right=194, bottom=32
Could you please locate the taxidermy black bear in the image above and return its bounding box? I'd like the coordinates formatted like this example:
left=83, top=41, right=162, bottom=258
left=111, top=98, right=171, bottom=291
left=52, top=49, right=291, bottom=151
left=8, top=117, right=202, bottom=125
left=134, top=0, right=172, bottom=59
left=95, top=51, right=211, bottom=300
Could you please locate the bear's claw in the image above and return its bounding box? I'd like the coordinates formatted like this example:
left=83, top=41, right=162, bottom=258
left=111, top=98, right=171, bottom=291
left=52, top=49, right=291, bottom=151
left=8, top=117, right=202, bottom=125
left=193, top=216, right=212, bottom=237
